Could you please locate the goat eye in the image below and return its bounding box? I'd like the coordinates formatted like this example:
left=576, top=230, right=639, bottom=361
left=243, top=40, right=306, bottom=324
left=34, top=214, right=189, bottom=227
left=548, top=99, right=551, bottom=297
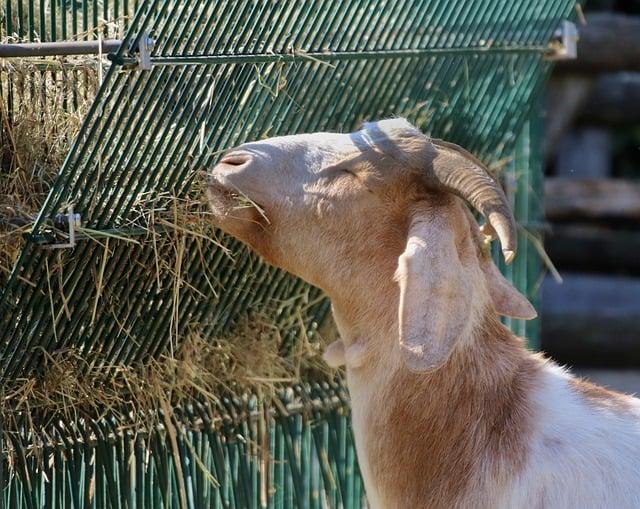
left=340, top=169, right=357, bottom=177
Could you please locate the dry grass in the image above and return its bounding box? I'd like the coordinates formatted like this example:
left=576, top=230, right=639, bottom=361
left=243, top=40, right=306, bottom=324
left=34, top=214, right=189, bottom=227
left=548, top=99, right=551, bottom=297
left=1, top=309, right=338, bottom=447
left=0, top=51, right=340, bottom=457
left=0, top=58, right=99, bottom=284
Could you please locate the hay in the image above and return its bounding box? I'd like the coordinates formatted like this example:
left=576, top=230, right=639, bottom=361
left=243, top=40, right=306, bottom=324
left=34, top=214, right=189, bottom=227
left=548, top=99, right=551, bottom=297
left=0, top=57, right=99, bottom=285
left=1, top=308, right=339, bottom=448
left=0, top=50, right=342, bottom=462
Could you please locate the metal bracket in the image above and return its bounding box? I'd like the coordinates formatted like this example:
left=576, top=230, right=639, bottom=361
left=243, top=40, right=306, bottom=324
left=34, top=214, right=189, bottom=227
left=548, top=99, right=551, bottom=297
left=46, top=206, right=82, bottom=250
left=546, top=20, right=578, bottom=60
left=107, top=31, right=155, bottom=70
left=137, top=32, right=155, bottom=70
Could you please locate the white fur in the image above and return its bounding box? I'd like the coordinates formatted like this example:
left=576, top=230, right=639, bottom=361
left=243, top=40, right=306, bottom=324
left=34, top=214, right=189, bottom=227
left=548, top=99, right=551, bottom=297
left=495, top=363, right=640, bottom=509
left=345, top=331, right=640, bottom=509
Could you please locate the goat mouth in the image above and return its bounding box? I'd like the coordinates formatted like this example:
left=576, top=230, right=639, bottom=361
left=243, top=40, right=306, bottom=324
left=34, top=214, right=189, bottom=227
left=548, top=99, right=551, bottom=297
left=207, top=179, right=268, bottom=225
left=207, top=179, right=236, bottom=208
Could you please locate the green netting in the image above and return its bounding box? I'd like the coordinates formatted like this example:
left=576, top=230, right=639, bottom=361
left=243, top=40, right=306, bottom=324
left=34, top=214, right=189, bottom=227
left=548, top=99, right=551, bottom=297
left=0, top=0, right=573, bottom=507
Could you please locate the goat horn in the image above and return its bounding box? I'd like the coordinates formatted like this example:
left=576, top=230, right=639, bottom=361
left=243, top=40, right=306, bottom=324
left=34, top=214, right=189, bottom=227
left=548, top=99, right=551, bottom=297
left=427, top=139, right=517, bottom=264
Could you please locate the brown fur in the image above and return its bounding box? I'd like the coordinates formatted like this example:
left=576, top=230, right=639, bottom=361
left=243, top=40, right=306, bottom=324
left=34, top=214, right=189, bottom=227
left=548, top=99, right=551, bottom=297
left=339, top=199, right=542, bottom=508
left=570, top=378, right=636, bottom=414
left=368, top=314, right=542, bottom=508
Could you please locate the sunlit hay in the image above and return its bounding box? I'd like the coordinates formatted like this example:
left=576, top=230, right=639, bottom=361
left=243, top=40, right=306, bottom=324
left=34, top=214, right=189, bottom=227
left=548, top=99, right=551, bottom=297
left=0, top=58, right=98, bottom=285
left=0, top=309, right=339, bottom=451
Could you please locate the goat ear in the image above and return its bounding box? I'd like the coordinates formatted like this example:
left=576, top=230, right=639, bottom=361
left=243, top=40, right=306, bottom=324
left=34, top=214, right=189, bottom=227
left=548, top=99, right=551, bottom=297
left=484, top=261, right=537, bottom=320
left=397, top=207, right=472, bottom=372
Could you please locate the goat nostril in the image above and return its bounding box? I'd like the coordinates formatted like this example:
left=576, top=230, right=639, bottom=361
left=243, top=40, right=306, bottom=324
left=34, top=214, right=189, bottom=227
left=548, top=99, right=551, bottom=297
left=220, top=153, right=250, bottom=167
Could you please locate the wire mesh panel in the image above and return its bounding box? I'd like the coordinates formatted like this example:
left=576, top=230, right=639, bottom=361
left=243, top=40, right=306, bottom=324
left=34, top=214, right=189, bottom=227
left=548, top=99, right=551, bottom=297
left=0, top=0, right=573, bottom=507
left=1, top=0, right=573, bottom=366
left=1, top=384, right=366, bottom=508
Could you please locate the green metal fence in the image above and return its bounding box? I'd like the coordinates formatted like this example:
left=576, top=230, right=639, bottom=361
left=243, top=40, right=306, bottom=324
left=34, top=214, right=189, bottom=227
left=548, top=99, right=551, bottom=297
left=499, top=108, right=546, bottom=346
left=2, top=0, right=134, bottom=41
left=0, top=0, right=573, bottom=507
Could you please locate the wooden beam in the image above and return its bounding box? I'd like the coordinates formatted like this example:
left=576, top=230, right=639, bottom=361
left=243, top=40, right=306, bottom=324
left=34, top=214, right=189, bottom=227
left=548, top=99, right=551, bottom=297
left=541, top=274, right=640, bottom=367
left=546, top=225, right=640, bottom=274
left=545, top=178, right=640, bottom=221
left=545, top=75, right=594, bottom=159
left=578, top=72, right=640, bottom=126
left=554, top=128, right=612, bottom=178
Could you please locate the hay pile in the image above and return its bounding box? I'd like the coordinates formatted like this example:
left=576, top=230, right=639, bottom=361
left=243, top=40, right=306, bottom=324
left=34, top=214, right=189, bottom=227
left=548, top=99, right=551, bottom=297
left=0, top=55, right=340, bottom=453
left=0, top=57, right=99, bottom=284
left=1, top=309, right=338, bottom=444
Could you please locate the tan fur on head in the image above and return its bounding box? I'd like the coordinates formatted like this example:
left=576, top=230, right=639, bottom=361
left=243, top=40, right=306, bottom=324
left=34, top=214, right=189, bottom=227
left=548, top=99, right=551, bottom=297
left=207, top=118, right=534, bottom=346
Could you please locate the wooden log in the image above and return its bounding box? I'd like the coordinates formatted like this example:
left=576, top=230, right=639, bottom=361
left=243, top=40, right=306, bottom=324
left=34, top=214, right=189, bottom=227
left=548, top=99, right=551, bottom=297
left=555, top=13, right=640, bottom=73
left=554, top=128, right=612, bottom=178
left=546, top=225, right=640, bottom=274
left=545, top=73, right=640, bottom=158
left=541, top=273, right=640, bottom=367
left=545, top=178, right=640, bottom=221
left=578, top=72, right=640, bottom=126
left=545, top=75, right=594, bottom=159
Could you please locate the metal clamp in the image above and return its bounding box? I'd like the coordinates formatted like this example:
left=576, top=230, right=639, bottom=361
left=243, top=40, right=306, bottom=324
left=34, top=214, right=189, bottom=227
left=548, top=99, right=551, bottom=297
left=46, top=206, right=82, bottom=250
left=546, top=20, right=578, bottom=60
left=137, top=32, right=155, bottom=70
left=107, top=31, right=155, bottom=70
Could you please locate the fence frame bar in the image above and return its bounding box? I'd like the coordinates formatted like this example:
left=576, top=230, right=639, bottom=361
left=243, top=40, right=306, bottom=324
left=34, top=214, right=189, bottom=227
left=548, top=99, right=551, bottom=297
left=0, top=39, right=121, bottom=57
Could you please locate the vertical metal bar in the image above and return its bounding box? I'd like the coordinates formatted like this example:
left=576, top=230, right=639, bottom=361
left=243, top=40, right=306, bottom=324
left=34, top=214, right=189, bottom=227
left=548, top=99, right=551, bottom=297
left=103, top=0, right=109, bottom=37
left=91, top=0, right=97, bottom=37
left=82, top=0, right=88, bottom=40
left=60, top=0, right=67, bottom=39
left=27, top=0, right=34, bottom=40
left=4, top=0, right=11, bottom=36
left=50, top=0, right=57, bottom=40
left=16, top=0, right=24, bottom=37
left=72, top=0, right=78, bottom=39
left=38, top=0, right=45, bottom=40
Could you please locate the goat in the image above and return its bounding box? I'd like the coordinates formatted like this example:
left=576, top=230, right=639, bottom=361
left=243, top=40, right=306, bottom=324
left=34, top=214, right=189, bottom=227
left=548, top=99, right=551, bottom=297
left=208, top=118, right=640, bottom=509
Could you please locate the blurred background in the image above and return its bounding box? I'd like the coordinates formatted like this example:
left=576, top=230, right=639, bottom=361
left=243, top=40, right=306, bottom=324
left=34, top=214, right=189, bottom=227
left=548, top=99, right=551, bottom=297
left=542, top=0, right=640, bottom=393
